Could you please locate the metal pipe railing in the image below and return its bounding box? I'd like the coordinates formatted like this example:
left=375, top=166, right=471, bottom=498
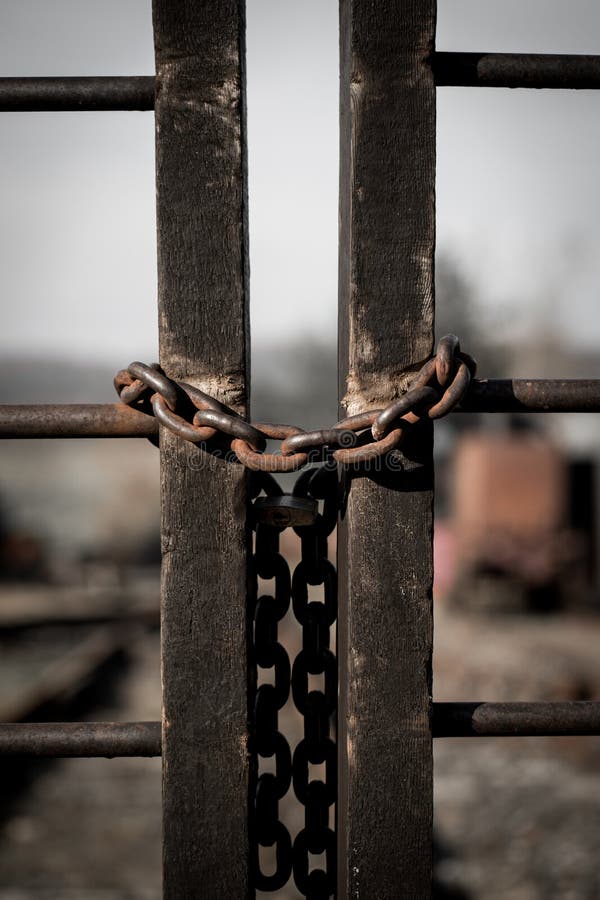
left=1, top=53, right=599, bottom=113
left=433, top=702, right=600, bottom=737
left=0, top=76, right=155, bottom=111
left=1, top=54, right=598, bottom=113
left=457, top=379, right=600, bottom=413
left=0, top=722, right=161, bottom=757
left=1, top=704, right=598, bottom=757
left=0, top=404, right=157, bottom=438
left=433, top=53, right=600, bottom=89
left=2, top=380, right=600, bottom=441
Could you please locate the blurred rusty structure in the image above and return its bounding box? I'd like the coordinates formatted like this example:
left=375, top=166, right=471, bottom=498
left=0, top=3, right=599, bottom=899
left=448, top=429, right=589, bottom=612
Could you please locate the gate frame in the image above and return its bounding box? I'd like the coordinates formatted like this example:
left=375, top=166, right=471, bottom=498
left=153, top=3, right=252, bottom=897
left=337, top=2, right=436, bottom=897
left=0, top=1, right=599, bottom=898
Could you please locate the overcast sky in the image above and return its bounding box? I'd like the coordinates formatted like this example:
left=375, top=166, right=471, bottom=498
left=0, top=0, right=599, bottom=379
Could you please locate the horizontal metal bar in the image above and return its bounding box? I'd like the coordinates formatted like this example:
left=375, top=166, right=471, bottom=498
left=12, top=709, right=597, bottom=753
left=433, top=52, right=600, bottom=89
left=433, top=702, right=600, bottom=737
left=1, top=57, right=598, bottom=111
left=12, top=708, right=597, bottom=753
left=0, top=77, right=155, bottom=111
left=0, top=722, right=161, bottom=757
left=3, top=708, right=599, bottom=751
left=458, top=379, right=600, bottom=413
left=0, top=379, right=599, bottom=443
left=0, top=404, right=158, bottom=438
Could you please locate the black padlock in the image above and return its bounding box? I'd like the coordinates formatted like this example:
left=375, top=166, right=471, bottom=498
left=253, top=495, right=317, bottom=529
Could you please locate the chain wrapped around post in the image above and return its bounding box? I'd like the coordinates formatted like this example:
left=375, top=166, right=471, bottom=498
left=114, top=334, right=472, bottom=895
left=250, top=467, right=338, bottom=898
left=114, top=334, right=476, bottom=469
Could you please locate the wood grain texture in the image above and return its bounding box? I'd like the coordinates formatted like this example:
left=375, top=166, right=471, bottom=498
left=153, top=2, right=251, bottom=897
left=338, top=2, right=437, bottom=897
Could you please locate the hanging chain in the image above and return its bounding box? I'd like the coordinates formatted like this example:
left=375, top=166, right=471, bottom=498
left=116, top=338, right=469, bottom=893
left=114, top=334, right=476, bottom=470
left=250, top=466, right=338, bottom=898
left=250, top=474, right=294, bottom=891
left=291, top=466, right=338, bottom=898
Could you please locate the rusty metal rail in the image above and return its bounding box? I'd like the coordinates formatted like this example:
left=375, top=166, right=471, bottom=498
left=0, top=77, right=155, bottom=111
left=433, top=53, right=600, bottom=89
left=433, top=702, right=600, bottom=737
left=457, top=379, right=600, bottom=413
left=2, top=379, right=600, bottom=441
left=1, top=54, right=599, bottom=112
left=0, top=404, right=157, bottom=439
left=0, top=722, right=161, bottom=757
left=2, top=702, right=597, bottom=758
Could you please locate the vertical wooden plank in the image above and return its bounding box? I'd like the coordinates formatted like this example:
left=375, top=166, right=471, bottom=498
left=152, top=3, right=251, bottom=897
left=338, top=2, right=436, bottom=898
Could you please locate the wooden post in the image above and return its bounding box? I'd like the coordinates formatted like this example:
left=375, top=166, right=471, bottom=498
left=153, top=3, right=251, bottom=897
left=338, top=2, right=437, bottom=897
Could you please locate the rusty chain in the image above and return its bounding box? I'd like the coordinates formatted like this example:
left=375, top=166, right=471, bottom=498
left=114, top=338, right=473, bottom=899
left=290, top=466, right=338, bottom=898
left=250, top=475, right=294, bottom=891
left=249, top=468, right=338, bottom=898
left=114, top=334, right=475, bottom=470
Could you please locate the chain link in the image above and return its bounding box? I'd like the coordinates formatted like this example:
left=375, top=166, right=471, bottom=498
left=249, top=468, right=338, bottom=898
left=250, top=475, right=294, bottom=891
left=115, top=333, right=476, bottom=470
left=291, top=466, right=338, bottom=899
left=113, top=336, right=471, bottom=894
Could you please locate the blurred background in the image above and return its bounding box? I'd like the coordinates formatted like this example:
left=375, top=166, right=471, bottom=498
left=0, top=1, right=599, bottom=898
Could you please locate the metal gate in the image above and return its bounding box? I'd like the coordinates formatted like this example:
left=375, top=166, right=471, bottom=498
left=1, top=2, right=600, bottom=898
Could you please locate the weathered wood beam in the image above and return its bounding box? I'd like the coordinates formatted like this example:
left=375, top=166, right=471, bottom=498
left=338, top=1, right=437, bottom=896
left=153, top=2, right=251, bottom=896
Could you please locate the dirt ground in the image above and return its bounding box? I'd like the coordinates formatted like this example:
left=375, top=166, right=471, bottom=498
left=0, top=628, right=162, bottom=900
left=0, top=607, right=598, bottom=899
left=433, top=606, right=600, bottom=900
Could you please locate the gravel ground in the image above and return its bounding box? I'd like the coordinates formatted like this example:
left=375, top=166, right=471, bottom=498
left=433, top=606, right=600, bottom=900
left=0, top=629, right=162, bottom=900
left=434, top=740, right=600, bottom=900
left=0, top=607, right=598, bottom=899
